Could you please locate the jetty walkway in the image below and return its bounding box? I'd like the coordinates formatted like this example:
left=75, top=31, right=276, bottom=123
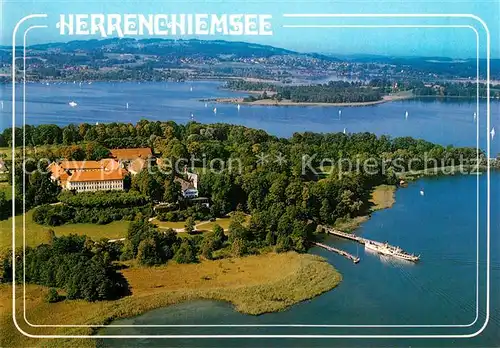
left=320, top=226, right=384, bottom=247
left=319, top=225, right=420, bottom=262
left=312, top=241, right=360, bottom=264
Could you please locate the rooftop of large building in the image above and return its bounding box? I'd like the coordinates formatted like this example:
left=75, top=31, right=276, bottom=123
left=110, top=148, right=152, bottom=161
left=67, top=169, right=127, bottom=182
left=127, top=157, right=148, bottom=174
left=59, top=160, right=102, bottom=170
left=58, top=159, right=120, bottom=171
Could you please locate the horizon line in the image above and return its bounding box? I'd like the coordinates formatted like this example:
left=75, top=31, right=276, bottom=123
left=0, top=37, right=494, bottom=61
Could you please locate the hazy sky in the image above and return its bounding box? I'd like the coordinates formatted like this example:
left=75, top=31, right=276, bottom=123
left=2, top=0, right=499, bottom=58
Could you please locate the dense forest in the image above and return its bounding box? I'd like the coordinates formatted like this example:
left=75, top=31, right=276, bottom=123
left=2, top=120, right=484, bottom=231
left=0, top=120, right=485, bottom=301
left=225, top=79, right=500, bottom=101
left=275, top=82, right=383, bottom=103
left=225, top=81, right=384, bottom=103
left=412, top=82, right=499, bottom=98
left=224, top=80, right=278, bottom=91
left=2, top=234, right=130, bottom=301
left=369, top=79, right=498, bottom=98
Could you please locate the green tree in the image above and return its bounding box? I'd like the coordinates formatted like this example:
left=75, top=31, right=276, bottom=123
left=0, top=250, right=12, bottom=283
left=83, top=127, right=98, bottom=142
left=228, top=212, right=250, bottom=243
left=137, top=238, right=163, bottom=266
left=184, top=216, right=196, bottom=234
left=200, top=225, right=226, bottom=260
left=319, top=198, right=332, bottom=223
left=265, top=231, right=275, bottom=246
left=23, top=235, right=130, bottom=302
left=126, top=220, right=157, bottom=257
left=174, top=239, right=198, bottom=263
left=212, top=224, right=226, bottom=248
left=200, top=233, right=216, bottom=260
left=131, top=170, right=165, bottom=202
left=45, top=288, right=61, bottom=303
left=163, top=176, right=181, bottom=203
left=290, top=220, right=308, bottom=252
left=275, top=234, right=292, bottom=253
left=0, top=191, right=11, bottom=220
left=231, top=238, right=248, bottom=257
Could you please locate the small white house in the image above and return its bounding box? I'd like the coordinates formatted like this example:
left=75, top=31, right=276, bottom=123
left=182, top=188, right=199, bottom=199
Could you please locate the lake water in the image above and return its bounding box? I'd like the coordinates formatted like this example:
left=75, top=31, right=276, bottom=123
left=1, top=81, right=499, bottom=151
left=97, top=173, right=500, bottom=347
left=1, top=81, right=498, bottom=346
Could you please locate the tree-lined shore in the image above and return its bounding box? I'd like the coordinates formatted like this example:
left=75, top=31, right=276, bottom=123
left=0, top=120, right=485, bottom=347
left=219, top=79, right=500, bottom=106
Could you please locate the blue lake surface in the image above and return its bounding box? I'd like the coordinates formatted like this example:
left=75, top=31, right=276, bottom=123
left=97, top=173, right=500, bottom=347
left=0, top=81, right=498, bottom=346
left=1, top=81, right=499, bottom=152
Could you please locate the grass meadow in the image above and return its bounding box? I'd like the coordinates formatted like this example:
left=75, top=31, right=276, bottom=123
left=1, top=252, right=341, bottom=348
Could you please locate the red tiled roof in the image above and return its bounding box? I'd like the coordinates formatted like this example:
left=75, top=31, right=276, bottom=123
left=110, top=148, right=152, bottom=160
left=59, top=172, right=70, bottom=186
left=49, top=163, right=67, bottom=179
left=58, top=159, right=121, bottom=171
left=127, top=158, right=146, bottom=174
left=60, top=160, right=103, bottom=170
left=101, top=159, right=121, bottom=171
left=67, top=169, right=127, bottom=182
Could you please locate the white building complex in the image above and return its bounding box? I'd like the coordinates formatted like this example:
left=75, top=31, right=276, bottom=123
left=48, top=151, right=137, bottom=192
left=48, top=148, right=203, bottom=196
left=65, top=169, right=126, bottom=192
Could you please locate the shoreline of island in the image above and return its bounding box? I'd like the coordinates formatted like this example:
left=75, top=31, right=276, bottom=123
left=328, top=164, right=498, bottom=234
left=2, top=252, right=341, bottom=348
left=204, top=93, right=414, bottom=107
left=204, top=92, right=499, bottom=108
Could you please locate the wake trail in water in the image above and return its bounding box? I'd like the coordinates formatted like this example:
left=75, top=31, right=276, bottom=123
left=422, top=256, right=499, bottom=270
left=389, top=259, right=478, bottom=321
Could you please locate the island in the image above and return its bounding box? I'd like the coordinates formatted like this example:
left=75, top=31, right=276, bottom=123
left=0, top=120, right=485, bottom=348
left=208, top=79, right=500, bottom=107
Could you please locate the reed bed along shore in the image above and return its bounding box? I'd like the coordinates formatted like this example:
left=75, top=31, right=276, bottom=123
left=1, top=252, right=341, bottom=348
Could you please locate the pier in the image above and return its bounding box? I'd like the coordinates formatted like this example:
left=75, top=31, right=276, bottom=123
left=319, top=225, right=420, bottom=262
left=321, top=226, right=393, bottom=247
left=312, top=242, right=360, bottom=264
left=321, top=227, right=366, bottom=243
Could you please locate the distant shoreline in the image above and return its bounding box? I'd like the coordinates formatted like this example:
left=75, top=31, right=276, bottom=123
left=205, top=92, right=500, bottom=107
left=206, top=93, right=412, bottom=107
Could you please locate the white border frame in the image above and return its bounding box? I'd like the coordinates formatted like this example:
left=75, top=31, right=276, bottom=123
left=10, top=13, right=490, bottom=339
